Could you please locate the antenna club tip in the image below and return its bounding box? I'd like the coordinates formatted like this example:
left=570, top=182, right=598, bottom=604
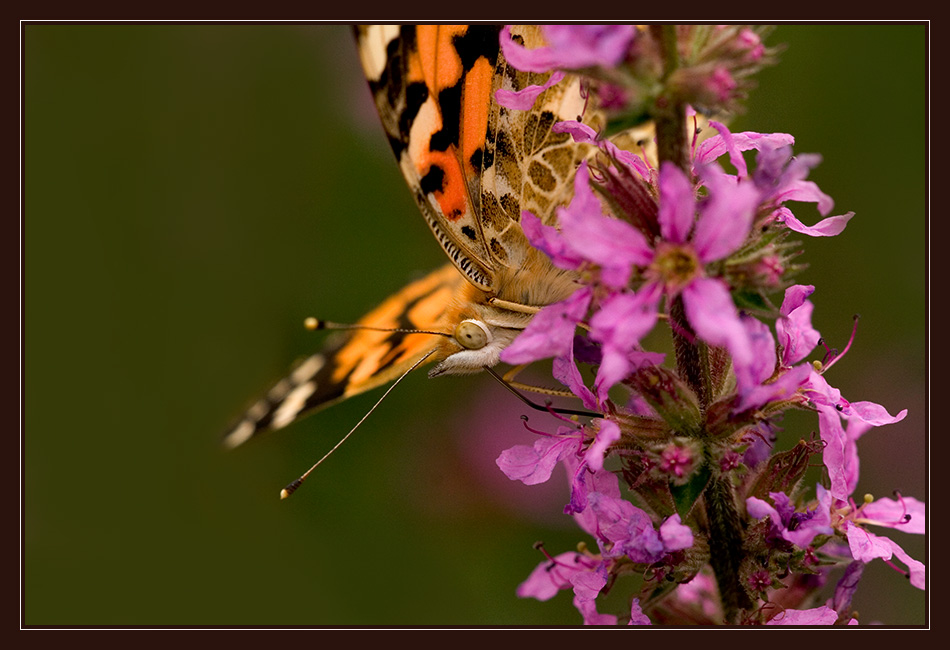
left=304, top=317, right=324, bottom=331
left=281, top=478, right=303, bottom=499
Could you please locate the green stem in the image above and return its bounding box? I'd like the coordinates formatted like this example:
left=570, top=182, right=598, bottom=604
left=703, top=470, right=753, bottom=623
left=650, top=24, right=689, bottom=172
left=669, top=297, right=711, bottom=409
left=652, top=24, right=749, bottom=624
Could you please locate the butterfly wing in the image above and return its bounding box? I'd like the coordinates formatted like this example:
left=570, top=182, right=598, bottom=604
left=223, top=265, right=465, bottom=448
left=226, top=26, right=595, bottom=447
left=356, top=24, right=501, bottom=292
left=356, top=25, right=597, bottom=296
left=478, top=27, right=595, bottom=262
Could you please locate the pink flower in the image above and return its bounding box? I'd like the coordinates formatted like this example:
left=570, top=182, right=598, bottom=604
left=499, top=286, right=592, bottom=365
left=808, top=390, right=924, bottom=590
left=500, top=24, right=635, bottom=73
left=776, top=284, right=821, bottom=366
left=844, top=524, right=925, bottom=590
left=746, top=486, right=833, bottom=549
left=516, top=551, right=601, bottom=601
left=495, top=427, right=581, bottom=486
left=765, top=605, right=841, bottom=625
left=628, top=598, right=652, bottom=625
left=697, top=121, right=853, bottom=238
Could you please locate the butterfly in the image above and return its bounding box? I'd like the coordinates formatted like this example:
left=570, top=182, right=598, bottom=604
left=223, top=25, right=600, bottom=452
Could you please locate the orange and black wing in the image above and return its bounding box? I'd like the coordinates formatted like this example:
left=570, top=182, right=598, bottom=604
left=223, top=265, right=464, bottom=449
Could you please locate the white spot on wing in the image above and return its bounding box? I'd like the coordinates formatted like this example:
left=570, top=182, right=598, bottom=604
left=409, top=98, right=440, bottom=165
left=246, top=400, right=268, bottom=420
left=271, top=381, right=318, bottom=429
left=290, top=354, right=325, bottom=384
left=222, top=421, right=255, bottom=450
left=359, top=24, right=399, bottom=81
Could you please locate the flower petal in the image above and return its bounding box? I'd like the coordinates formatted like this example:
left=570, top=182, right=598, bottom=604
left=682, top=278, right=755, bottom=388
left=828, top=561, right=864, bottom=618
left=861, top=496, right=925, bottom=535
left=517, top=551, right=593, bottom=601
left=521, top=211, right=584, bottom=270
left=498, top=25, right=558, bottom=72
left=586, top=419, right=621, bottom=472
left=542, top=24, right=635, bottom=69
left=693, top=164, right=761, bottom=262
left=766, top=605, right=839, bottom=625
left=844, top=400, right=908, bottom=427
left=818, top=404, right=851, bottom=500
left=774, top=206, right=854, bottom=237
left=559, top=162, right=653, bottom=287
left=552, top=350, right=598, bottom=411
left=496, top=432, right=580, bottom=485
left=659, top=514, right=694, bottom=552
left=776, top=284, right=820, bottom=366
left=495, top=71, right=566, bottom=110
left=501, top=287, right=592, bottom=365
left=628, top=598, right=652, bottom=625
left=695, top=127, right=795, bottom=166
left=658, top=162, right=696, bottom=244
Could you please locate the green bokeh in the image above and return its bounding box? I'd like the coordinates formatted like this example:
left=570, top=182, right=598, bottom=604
left=24, top=24, right=926, bottom=626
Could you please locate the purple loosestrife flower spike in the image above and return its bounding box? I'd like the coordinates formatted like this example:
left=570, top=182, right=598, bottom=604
left=488, top=24, right=921, bottom=625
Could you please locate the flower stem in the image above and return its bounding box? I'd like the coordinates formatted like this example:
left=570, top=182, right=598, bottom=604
left=703, top=467, right=753, bottom=623
left=669, top=296, right=711, bottom=408
left=650, top=24, right=689, bottom=172
left=652, top=24, right=749, bottom=624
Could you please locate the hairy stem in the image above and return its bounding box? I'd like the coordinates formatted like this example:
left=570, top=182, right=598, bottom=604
left=703, top=469, right=753, bottom=623
left=652, top=24, right=748, bottom=623
left=651, top=24, right=689, bottom=172
left=669, top=297, right=712, bottom=409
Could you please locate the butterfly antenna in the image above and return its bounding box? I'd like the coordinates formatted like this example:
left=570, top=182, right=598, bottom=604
left=279, top=348, right=437, bottom=500
left=305, top=317, right=452, bottom=339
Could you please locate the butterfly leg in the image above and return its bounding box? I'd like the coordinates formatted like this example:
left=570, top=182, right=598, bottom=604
left=482, top=366, right=599, bottom=418
left=502, top=364, right=578, bottom=399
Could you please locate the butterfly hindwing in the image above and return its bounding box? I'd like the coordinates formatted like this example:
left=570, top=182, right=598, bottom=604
left=478, top=28, right=593, bottom=268
left=223, top=265, right=465, bottom=448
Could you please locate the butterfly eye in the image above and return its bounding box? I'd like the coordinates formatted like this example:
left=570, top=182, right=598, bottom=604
left=454, top=319, right=492, bottom=350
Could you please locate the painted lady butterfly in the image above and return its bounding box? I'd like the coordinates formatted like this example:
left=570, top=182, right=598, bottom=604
left=223, top=25, right=599, bottom=451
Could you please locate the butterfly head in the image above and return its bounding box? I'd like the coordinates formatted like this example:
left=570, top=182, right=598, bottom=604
left=428, top=310, right=527, bottom=378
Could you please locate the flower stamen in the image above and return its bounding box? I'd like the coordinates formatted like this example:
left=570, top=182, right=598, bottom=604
left=821, top=314, right=860, bottom=373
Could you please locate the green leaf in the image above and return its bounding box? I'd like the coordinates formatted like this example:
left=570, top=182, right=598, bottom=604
left=671, top=462, right=712, bottom=518
left=731, top=289, right=769, bottom=313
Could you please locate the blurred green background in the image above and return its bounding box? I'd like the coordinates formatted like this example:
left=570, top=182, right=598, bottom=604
left=24, top=24, right=926, bottom=626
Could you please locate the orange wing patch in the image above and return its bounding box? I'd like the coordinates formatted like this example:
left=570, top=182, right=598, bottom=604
left=357, top=25, right=503, bottom=288
left=330, top=264, right=460, bottom=387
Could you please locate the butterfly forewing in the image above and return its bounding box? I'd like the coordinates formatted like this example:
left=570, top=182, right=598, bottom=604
left=356, top=24, right=500, bottom=291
